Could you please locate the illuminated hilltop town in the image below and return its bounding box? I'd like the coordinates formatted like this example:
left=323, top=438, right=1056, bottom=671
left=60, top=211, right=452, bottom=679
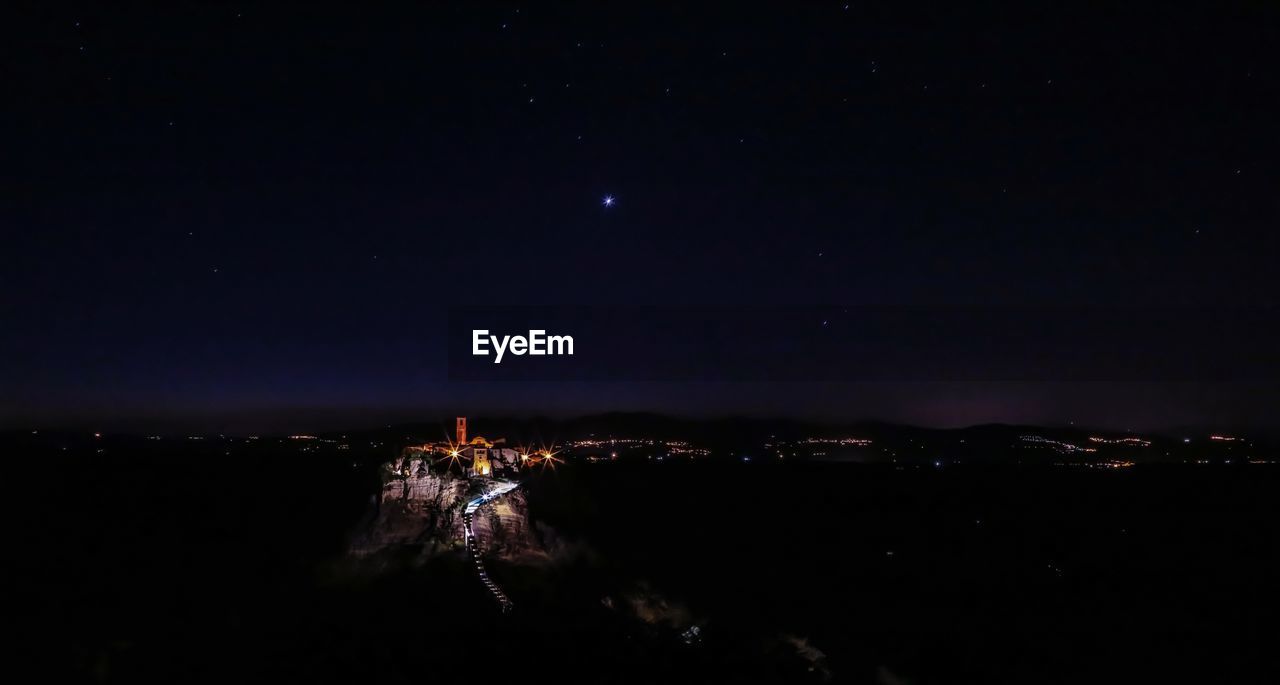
left=402, top=417, right=557, bottom=478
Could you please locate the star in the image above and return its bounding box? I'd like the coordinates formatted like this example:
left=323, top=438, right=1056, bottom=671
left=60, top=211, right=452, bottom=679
left=602, top=195, right=616, bottom=208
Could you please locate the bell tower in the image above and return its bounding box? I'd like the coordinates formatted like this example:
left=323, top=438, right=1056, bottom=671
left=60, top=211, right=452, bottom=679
left=456, top=416, right=467, bottom=446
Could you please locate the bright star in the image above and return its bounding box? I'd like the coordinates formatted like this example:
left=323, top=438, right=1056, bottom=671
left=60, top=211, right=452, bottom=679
left=602, top=195, right=615, bottom=208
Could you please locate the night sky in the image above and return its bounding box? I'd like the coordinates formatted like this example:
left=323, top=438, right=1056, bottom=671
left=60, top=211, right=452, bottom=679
left=5, top=2, right=1278, bottom=432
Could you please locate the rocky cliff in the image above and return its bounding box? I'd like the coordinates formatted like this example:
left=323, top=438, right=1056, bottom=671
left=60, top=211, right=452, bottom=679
left=351, top=453, right=545, bottom=562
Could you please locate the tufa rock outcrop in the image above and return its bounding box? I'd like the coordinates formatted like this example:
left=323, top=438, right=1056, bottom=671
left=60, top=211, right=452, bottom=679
left=351, top=453, right=545, bottom=562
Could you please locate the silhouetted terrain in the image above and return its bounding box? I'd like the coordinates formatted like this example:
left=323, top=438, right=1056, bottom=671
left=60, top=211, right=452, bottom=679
left=10, top=419, right=1280, bottom=683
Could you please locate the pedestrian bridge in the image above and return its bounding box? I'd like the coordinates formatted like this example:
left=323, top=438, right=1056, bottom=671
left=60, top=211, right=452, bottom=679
left=461, top=480, right=521, bottom=612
